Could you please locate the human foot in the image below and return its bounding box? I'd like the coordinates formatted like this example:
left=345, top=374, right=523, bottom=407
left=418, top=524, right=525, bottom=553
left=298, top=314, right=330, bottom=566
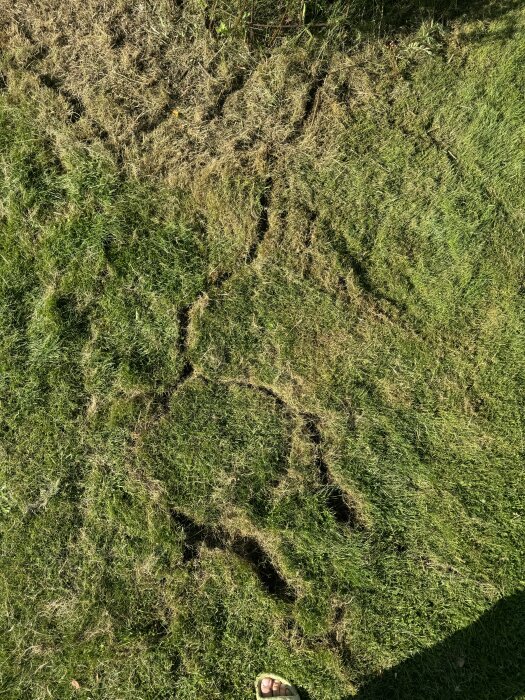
left=255, top=674, right=299, bottom=699
left=260, top=677, right=293, bottom=697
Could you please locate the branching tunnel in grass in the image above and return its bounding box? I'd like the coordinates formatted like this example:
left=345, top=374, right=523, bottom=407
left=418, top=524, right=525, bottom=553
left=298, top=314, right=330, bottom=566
left=246, top=175, right=273, bottom=264
left=37, top=74, right=85, bottom=124
left=172, top=509, right=297, bottom=603
left=1, top=2, right=525, bottom=699
left=292, top=65, right=329, bottom=136
left=207, top=375, right=363, bottom=529
left=226, top=385, right=359, bottom=528
left=301, top=413, right=361, bottom=529
left=203, top=66, right=256, bottom=123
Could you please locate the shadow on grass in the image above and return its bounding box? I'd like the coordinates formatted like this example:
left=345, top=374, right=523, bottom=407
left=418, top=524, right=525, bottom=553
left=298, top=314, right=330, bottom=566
left=247, top=0, right=522, bottom=48
left=377, top=0, right=523, bottom=29
left=351, top=590, right=525, bottom=700
left=306, top=0, right=522, bottom=27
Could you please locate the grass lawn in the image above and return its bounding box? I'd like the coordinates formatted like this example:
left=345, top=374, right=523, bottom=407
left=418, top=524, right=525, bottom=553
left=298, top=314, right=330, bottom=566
left=0, top=1, right=524, bottom=698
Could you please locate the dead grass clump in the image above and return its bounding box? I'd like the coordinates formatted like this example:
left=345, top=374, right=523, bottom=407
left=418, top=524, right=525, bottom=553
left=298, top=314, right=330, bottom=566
left=0, top=0, right=254, bottom=153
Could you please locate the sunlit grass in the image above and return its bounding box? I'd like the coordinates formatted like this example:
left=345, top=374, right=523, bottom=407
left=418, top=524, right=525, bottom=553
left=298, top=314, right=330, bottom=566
left=0, top=4, right=524, bottom=699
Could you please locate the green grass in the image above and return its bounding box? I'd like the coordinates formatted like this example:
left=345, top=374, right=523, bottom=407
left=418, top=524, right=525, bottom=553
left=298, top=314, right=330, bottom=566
left=0, top=3, right=524, bottom=699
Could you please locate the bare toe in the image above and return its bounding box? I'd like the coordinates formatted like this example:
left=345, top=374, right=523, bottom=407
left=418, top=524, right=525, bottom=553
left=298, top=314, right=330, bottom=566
left=260, top=678, right=273, bottom=697
left=272, top=680, right=281, bottom=696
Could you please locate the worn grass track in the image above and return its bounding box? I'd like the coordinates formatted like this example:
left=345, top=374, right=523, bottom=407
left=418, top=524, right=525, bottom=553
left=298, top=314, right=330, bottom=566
left=0, top=1, right=524, bottom=699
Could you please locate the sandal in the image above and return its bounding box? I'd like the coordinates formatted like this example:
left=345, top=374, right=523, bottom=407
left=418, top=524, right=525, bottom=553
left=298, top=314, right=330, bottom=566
left=255, top=673, right=300, bottom=700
